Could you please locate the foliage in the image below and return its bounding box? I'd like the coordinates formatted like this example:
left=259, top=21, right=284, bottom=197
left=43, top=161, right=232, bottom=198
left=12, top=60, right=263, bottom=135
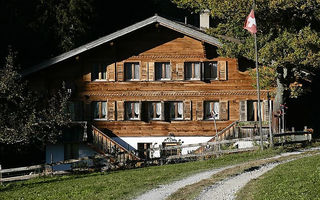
left=34, top=0, right=93, bottom=52
left=0, top=48, right=71, bottom=145
left=236, top=153, right=320, bottom=200
left=172, top=0, right=320, bottom=99
left=0, top=149, right=283, bottom=200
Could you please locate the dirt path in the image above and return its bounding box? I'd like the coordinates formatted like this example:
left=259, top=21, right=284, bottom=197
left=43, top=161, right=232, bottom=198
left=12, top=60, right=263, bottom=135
left=133, top=147, right=320, bottom=200
left=196, top=162, right=280, bottom=200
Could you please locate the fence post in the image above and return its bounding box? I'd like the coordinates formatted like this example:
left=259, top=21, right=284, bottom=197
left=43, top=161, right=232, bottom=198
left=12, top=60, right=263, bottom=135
left=0, top=164, right=2, bottom=186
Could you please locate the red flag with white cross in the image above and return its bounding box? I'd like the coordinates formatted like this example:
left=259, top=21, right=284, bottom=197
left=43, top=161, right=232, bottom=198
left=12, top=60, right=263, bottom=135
left=244, top=9, right=257, bottom=34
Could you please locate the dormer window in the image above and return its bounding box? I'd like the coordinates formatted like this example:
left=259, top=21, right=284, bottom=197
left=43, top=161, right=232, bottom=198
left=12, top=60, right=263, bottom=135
left=155, top=62, right=171, bottom=80
left=125, top=62, right=140, bottom=81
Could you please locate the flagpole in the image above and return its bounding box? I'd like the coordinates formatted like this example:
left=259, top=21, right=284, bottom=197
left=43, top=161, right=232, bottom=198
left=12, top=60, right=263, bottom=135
left=254, top=33, right=263, bottom=150
left=252, top=3, right=264, bottom=150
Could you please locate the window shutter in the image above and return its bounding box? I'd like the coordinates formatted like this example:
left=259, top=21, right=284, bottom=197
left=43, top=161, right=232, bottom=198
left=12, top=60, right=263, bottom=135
left=239, top=100, right=247, bottom=121
left=116, top=62, right=124, bottom=81
left=140, top=62, right=148, bottom=81
left=161, top=101, right=165, bottom=120
left=219, top=101, right=229, bottom=120
left=196, top=101, right=203, bottom=120
left=107, top=63, right=116, bottom=81
left=218, top=61, right=227, bottom=80
left=107, top=101, right=116, bottom=120
left=171, top=62, right=177, bottom=80
left=176, top=63, right=184, bottom=80
left=117, top=101, right=124, bottom=121
left=148, top=62, right=154, bottom=81
left=184, top=100, right=192, bottom=120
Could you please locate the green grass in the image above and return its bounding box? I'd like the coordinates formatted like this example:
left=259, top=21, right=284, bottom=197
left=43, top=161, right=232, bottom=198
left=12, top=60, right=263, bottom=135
left=236, top=153, right=320, bottom=200
left=0, top=149, right=283, bottom=200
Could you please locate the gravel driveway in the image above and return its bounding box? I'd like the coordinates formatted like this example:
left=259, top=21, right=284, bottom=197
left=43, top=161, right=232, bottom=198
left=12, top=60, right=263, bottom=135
left=133, top=147, right=320, bottom=200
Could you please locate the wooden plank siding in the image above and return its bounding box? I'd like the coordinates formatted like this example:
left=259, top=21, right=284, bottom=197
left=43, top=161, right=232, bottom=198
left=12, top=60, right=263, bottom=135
left=27, top=25, right=271, bottom=137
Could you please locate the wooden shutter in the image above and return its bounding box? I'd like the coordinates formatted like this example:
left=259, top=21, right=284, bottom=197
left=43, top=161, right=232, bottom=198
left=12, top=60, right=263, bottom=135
left=117, top=101, right=124, bottom=121
left=116, top=62, right=124, bottom=81
left=219, top=101, right=229, bottom=120
left=239, top=100, right=247, bottom=121
left=176, top=62, right=184, bottom=80
left=196, top=101, right=203, bottom=120
left=148, top=62, right=154, bottom=81
left=218, top=61, right=227, bottom=80
left=140, top=62, right=148, bottom=81
left=171, top=62, right=177, bottom=80
left=184, top=100, right=192, bottom=120
left=161, top=101, right=165, bottom=120
left=107, top=63, right=115, bottom=81
left=107, top=101, right=116, bottom=120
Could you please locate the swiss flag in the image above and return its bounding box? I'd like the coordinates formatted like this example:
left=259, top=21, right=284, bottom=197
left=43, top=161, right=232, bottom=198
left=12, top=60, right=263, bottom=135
left=244, top=9, right=257, bottom=34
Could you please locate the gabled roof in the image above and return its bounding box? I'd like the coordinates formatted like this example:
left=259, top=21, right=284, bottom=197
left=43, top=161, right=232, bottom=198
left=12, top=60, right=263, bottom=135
left=23, top=15, right=222, bottom=76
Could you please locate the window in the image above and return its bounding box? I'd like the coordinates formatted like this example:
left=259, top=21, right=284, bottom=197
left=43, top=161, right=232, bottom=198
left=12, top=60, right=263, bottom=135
left=92, top=101, right=107, bottom=120
left=155, top=62, right=171, bottom=80
left=137, top=143, right=151, bottom=159
left=125, top=62, right=140, bottom=80
left=169, top=102, right=183, bottom=120
left=148, top=102, right=162, bottom=120
left=92, top=64, right=107, bottom=81
left=204, top=101, right=220, bottom=120
left=125, top=102, right=140, bottom=120
left=204, top=62, right=218, bottom=80
left=185, top=62, right=201, bottom=80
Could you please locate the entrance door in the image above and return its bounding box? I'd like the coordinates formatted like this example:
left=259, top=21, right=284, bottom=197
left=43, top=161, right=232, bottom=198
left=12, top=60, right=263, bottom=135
left=137, top=143, right=151, bottom=159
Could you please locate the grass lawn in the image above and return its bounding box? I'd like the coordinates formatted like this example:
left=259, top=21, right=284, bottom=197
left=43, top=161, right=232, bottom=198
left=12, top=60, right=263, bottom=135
left=0, top=149, right=283, bottom=200
left=236, top=153, right=320, bottom=200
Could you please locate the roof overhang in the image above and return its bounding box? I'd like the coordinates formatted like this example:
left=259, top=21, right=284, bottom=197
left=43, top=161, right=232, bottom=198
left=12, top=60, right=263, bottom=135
left=22, top=15, right=222, bottom=76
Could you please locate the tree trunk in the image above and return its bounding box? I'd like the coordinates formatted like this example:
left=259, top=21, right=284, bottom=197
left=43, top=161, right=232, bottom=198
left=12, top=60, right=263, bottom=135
left=273, top=67, right=288, bottom=133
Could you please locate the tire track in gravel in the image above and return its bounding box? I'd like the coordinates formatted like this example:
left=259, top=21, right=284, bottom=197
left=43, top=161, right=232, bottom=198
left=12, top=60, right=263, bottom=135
left=133, top=147, right=320, bottom=200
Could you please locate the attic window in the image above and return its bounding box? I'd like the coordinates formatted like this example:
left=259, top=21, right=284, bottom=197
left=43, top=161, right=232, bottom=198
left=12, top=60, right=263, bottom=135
left=185, top=62, right=201, bottom=80
left=92, top=64, right=106, bottom=81
left=125, top=62, right=140, bottom=81
left=204, top=62, right=218, bottom=80
left=155, top=62, right=171, bottom=80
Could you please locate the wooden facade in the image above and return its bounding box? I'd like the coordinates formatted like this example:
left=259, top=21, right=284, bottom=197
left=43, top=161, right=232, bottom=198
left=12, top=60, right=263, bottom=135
left=27, top=16, right=270, bottom=141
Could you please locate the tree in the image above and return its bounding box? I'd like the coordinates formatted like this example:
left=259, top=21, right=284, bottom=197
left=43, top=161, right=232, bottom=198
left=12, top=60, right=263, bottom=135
left=34, top=0, right=94, bottom=53
left=172, top=0, right=320, bottom=122
left=0, top=48, right=71, bottom=145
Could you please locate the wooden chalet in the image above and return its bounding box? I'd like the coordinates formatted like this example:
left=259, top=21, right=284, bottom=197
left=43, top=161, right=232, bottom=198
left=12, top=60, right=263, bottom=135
left=24, top=15, right=271, bottom=166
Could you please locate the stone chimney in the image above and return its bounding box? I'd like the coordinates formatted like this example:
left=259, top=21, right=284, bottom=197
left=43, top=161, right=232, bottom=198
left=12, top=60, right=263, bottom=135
left=200, top=9, right=210, bottom=30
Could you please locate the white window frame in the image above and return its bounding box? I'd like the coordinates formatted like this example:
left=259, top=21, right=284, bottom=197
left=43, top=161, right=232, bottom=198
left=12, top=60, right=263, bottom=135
left=125, top=101, right=141, bottom=120
left=204, top=62, right=218, bottom=80
left=124, top=62, right=140, bottom=81
left=92, top=101, right=108, bottom=120
left=185, top=62, right=201, bottom=80
left=204, top=101, right=220, bottom=120
left=92, top=64, right=107, bottom=81
left=155, top=62, right=171, bottom=80
left=148, top=102, right=162, bottom=120
left=169, top=101, right=184, bottom=120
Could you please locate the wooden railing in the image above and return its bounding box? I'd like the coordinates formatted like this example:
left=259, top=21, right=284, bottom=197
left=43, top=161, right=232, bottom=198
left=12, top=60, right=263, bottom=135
left=91, top=126, right=140, bottom=164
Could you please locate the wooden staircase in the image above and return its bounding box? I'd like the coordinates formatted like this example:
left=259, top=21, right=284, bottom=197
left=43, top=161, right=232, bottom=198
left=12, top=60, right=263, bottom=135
left=89, top=125, right=140, bottom=168
left=195, top=121, right=239, bottom=154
